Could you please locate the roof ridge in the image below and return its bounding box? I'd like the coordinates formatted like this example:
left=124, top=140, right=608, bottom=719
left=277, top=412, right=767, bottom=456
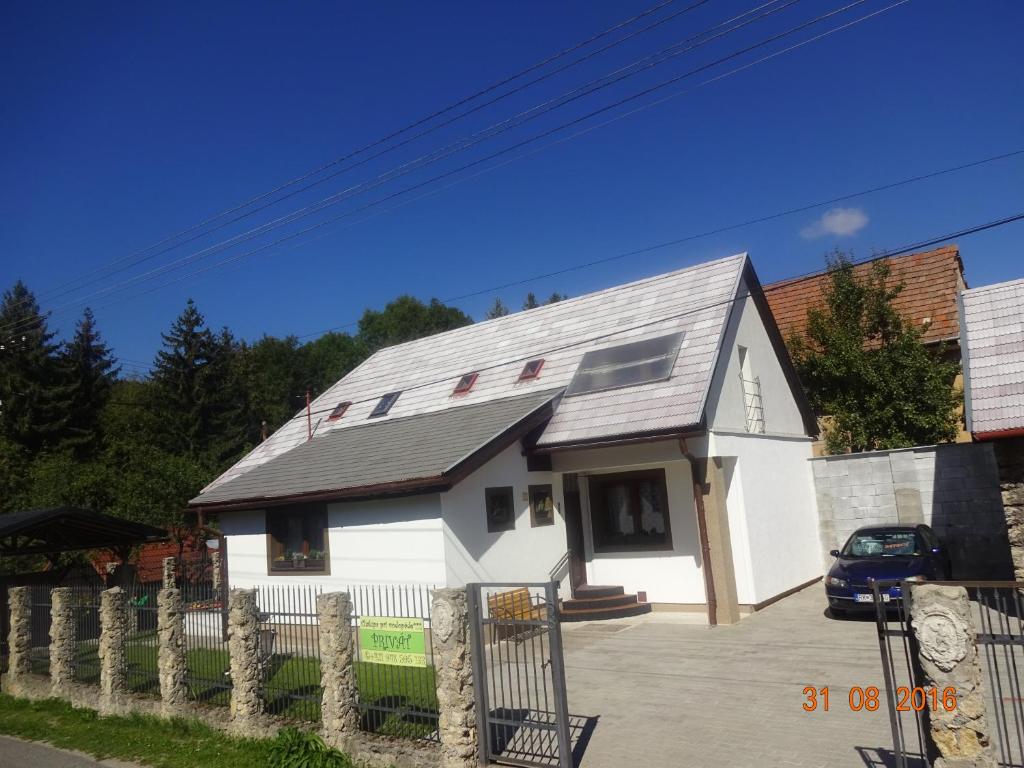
left=764, top=245, right=960, bottom=291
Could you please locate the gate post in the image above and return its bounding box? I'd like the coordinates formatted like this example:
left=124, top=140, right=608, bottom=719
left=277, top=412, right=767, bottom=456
left=6, top=587, right=32, bottom=696
left=317, top=591, right=360, bottom=752
left=432, top=587, right=477, bottom=768
left=546, top=581, right=574, bottom=768
left=908, top=583, right=996, bottom=767
left=49, top=587, right=75, bottom=698
left=158, top=587, right=189, bottom=716
left=227, top=588, right=264, bottom=735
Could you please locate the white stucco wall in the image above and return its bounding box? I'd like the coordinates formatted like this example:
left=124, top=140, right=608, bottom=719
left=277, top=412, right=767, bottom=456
left=441, top=443, right=566, bottom=586
left=704, top=275, right=807, bottom=437
left=709, top=431, right=820, bottom=604
left=217, top=494, right=446, bottom=590
left=553, top=441, right=705, bottom=604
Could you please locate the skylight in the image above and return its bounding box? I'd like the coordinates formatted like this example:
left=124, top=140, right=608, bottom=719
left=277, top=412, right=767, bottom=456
left=564, top=332, right=683, bottom=397
left=327, top=401, right=351, bottom=421
left=518, top=359, right=544, bottom=381
left=369, top=391, right=401, bottom=418
left=453, top=372, right=478, bottom=395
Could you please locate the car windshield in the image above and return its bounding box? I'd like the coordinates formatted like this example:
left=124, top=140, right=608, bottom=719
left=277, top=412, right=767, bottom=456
left=843, top=531, right=923, bottom=557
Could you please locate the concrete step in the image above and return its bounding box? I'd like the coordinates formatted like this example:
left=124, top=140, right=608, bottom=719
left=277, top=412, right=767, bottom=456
left=560, top=600, right=653, bottom=622
left=572, top=584, right=625, bottom=599
left=562, top=593, right=640, bottom=611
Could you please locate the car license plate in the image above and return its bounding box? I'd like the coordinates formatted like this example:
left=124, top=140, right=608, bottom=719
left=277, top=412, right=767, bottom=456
left=855, top=593, right=889, bottom=603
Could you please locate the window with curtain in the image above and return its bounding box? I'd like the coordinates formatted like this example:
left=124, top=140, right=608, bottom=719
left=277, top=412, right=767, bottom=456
left=267, top=504, right=329, bottom=573
left=588, top=469, right=672, bottom=552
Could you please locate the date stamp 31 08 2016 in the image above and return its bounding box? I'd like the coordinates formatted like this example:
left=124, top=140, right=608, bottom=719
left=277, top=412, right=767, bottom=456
left=802, top=686, right=958, bottom=713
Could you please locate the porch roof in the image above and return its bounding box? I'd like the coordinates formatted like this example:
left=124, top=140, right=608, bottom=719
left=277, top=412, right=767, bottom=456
left=0, top=507, right=168, bottom=556
left=189, top=389, right=559, bottom=510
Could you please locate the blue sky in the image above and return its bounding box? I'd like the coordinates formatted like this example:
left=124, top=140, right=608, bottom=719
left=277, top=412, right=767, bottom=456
left=2, top=0, right=1022, bottom=372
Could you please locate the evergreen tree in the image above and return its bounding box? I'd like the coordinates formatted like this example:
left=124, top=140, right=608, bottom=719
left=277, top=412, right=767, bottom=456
left=790, top=253, right=961, bottom=454
left=545, top=292, right=568, bottom=304
left=522, top=292, right=540, bottom=310
left=0, top=281, right=72, bottom=453
left=484, top=297, right=510, bottom=319
left=151, top=299, right=222, bottom=461
left=62, top=308, right=119, bottom=456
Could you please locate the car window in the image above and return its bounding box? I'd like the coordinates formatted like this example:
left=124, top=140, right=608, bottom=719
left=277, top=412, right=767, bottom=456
left=843, top=531, right=923, bottom=557
left=918, top=527, right=939, bottom=549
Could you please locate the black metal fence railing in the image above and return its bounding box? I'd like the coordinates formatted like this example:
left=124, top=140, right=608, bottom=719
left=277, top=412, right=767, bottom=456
left=256, top=584, right=324, bottom=723
left=182, top=579, right=231, bottom=707
left=28, top=584, right=52, bottom=677
left=125, top=581, right=161, bottom=696
left=70, top=585, right=103, bottom=685
left=350, top=583, right=439, bottom=741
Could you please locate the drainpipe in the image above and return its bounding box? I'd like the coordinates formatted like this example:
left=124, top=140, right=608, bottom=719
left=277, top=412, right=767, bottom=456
left=680, top=438, right=718, bottom=627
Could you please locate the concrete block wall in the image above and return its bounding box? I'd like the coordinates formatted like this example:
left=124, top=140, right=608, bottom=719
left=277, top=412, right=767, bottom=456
left=813, top=442, right=1012, bottom=578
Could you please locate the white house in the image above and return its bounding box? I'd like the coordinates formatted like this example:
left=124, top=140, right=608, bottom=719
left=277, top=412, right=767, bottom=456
left=189, top=253, right=822, bottom=623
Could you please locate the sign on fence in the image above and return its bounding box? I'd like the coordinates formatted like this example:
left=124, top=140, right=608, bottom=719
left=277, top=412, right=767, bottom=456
left=358, top=616, right=426, bottom=667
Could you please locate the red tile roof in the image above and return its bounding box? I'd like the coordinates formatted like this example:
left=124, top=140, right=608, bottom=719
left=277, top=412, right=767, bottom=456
left=764, top=246, right=965, bottom=349
left=92, top=535, right=207, bottom=584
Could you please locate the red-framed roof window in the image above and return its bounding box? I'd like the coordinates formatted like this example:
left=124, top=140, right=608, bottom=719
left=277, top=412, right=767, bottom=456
left=518, top=359, right=545, bottom=381
left=453, top=372, right=479, bottom=395
left=328, top=401, right=352, bottom=421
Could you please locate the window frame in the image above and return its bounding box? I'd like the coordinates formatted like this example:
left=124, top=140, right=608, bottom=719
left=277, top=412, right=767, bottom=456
left=327, top=401, right=352, bottom=421
left=518, top=359, right=545, bottom=381
left=587, top=469, right=673, bottom=553
left=265, top=504, right=331, bottom=575
left=485, top=486, right=516, bottom=533
left=369, top=391, right=401, bottom=418
left=529, top=484, right=555, bottom=528
left=453, top=372, right=479, bottom=395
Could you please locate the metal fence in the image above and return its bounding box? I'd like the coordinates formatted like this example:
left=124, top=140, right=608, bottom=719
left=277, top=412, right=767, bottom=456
left=256, top=584, right=324, bottom=723
left=28, top=584, right=52, bottom=677
left=181, top=577, right=231, bottom=707
left=70, top=585, right=103, bottom=685
left=124, top=580, right=161, bottom=696
left=874, top=580, right=1024, bottom=768
left=350, top=583, right=439, bottom=741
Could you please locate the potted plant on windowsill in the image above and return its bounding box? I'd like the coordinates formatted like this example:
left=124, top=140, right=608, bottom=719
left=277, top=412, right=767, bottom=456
left=291, top=552, right=308, bottom=569
left=307, top=549, right=325, bottom=567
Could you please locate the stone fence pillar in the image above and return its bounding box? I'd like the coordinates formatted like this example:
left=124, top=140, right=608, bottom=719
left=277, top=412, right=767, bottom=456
left=6, top=587, right=32, bottom=695
left=317, top=592, right=360, bottom=752
left=162, top=557, right=176, bottom=589
left=158, top=587, right=189, bottom=716
left=50, top=587, right=75, bottom=697
left=431, top=588, right=477, bottom=768
left=211, top=551, right=223, bottom=599
left=98, top=587, right=129, bottom=714
left=909, top=584, right=996, bottom=768
left=227, top=588, right=263, bottom=735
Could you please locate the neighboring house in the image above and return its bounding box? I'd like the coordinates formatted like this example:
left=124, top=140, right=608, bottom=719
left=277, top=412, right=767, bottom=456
left=188, top=253, right=822, bottom=624
left=958, top=276, right=1024, bottom=579
left=765, top=245, right=970, bottom=447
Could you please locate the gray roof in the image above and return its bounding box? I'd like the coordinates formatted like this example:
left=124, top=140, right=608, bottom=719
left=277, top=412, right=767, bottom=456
left=191, top=390, right=559, bottom=507
left=960, top=277, right=1024, bottom=436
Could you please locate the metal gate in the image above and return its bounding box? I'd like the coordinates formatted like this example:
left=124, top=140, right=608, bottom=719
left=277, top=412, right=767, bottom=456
left=467, top=582, right=572, bottom=768
left=874, top=579, right=1024, bottom=768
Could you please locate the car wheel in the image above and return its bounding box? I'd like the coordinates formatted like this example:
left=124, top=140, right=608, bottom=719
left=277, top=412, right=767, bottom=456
left=829, top=607, right=846, bottom=619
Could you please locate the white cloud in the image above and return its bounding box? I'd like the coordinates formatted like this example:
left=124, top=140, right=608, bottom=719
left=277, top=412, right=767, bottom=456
left=800, top=207, right=869, bottom=239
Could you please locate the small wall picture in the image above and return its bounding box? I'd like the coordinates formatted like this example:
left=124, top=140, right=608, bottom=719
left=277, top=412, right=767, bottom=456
left=485, top=486, right=516, bottom=532
left=530, top=484, right=555, bottom=527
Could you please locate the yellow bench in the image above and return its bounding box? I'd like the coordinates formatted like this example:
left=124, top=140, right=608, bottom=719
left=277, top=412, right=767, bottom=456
left=487, top=588, right=544, bottom=641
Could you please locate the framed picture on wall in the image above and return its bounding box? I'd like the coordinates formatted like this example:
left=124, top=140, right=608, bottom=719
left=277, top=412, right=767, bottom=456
left=485, top=486, right=516, bottom=532
left=529, top=484, right=555, bottom=527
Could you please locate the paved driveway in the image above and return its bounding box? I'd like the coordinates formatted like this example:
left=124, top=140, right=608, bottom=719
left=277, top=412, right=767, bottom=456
left=0, top=735, right=140, bottom=767
left=561, top=584, right=899, bottom=768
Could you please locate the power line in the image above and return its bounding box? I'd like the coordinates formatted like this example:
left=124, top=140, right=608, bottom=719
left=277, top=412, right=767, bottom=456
left=8, top=0, right=801, bottom=330
left=11, top=0, right=698, bottom=312
left=6, top=0, right=883, bottom=335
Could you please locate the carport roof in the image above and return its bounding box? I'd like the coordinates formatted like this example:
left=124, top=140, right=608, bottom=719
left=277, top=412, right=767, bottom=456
left=0, top=507, right=169, bottom=556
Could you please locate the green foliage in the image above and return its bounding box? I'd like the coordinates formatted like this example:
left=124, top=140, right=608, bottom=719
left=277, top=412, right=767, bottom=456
left=790, top=252, right=961, bottom=454
left=484, top=297, right=510, bottom=319
left=269, top=728, right=354, bottom=768
left=357, top=295, right=472, bottom=353
left=62, top=308, right=118, bottom=457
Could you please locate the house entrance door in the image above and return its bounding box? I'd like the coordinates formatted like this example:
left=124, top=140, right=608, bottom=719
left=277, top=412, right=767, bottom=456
left=561, top=474, right=587, bottom=594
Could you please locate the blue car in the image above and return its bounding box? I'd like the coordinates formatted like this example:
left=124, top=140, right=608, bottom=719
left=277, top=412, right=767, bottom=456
left=825, top=524, right=952, bottom=617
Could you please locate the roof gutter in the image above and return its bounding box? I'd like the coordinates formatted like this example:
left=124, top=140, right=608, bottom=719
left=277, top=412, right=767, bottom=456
left=973, top=427, right=1024, bottom=442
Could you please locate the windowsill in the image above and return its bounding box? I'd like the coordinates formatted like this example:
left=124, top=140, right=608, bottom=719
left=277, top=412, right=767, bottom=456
left=593, top=542, right=674, bottom=554
left=270, top=561, right=328, bottom=575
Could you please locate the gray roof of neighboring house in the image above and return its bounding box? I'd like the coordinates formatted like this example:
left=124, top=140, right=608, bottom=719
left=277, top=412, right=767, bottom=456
left=960, top=277, right=1024, bottom=437
left=190, top=390, right=559, bottom=508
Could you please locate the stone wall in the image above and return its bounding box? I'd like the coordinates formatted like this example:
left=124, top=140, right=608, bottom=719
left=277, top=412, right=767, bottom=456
left=993, top=438, right=1024, bottom=581
left=812, top=442, right=1012, bottom=577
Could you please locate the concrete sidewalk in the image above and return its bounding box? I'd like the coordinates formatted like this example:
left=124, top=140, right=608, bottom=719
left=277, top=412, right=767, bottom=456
left=0, top=735, right=143, bottom=767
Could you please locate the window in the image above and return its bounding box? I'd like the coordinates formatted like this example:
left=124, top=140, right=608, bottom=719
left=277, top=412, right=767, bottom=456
left=518, top=359, right=544, bottom=381
left=369, top=391, right=401, bottom=418
left=453, top=372, right=478, bottom=395
left=328, top=401, right=351, bottom=421
left=588, top=469, right=672, bottom=552
left=267, top=505, right=329, bottom=574
left=565, top=332, right=683, bottom=397
left=485, top=486, right=516, bottom=532
left=842, top=530, right=924, bottom=558
left=529, top=484, right=555, bottom=527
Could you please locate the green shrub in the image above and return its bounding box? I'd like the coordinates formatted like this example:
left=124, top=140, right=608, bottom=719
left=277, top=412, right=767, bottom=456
left=268, top=728, right=353, bottom=768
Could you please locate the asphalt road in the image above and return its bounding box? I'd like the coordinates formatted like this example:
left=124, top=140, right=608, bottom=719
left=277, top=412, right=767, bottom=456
left=0, top=735, right=142, bottom=767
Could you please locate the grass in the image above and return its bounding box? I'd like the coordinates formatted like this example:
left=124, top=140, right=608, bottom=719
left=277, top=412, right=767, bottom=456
left=0, top=694, right=275, bottom=768
left=66, top=640, right=439, bottom=736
